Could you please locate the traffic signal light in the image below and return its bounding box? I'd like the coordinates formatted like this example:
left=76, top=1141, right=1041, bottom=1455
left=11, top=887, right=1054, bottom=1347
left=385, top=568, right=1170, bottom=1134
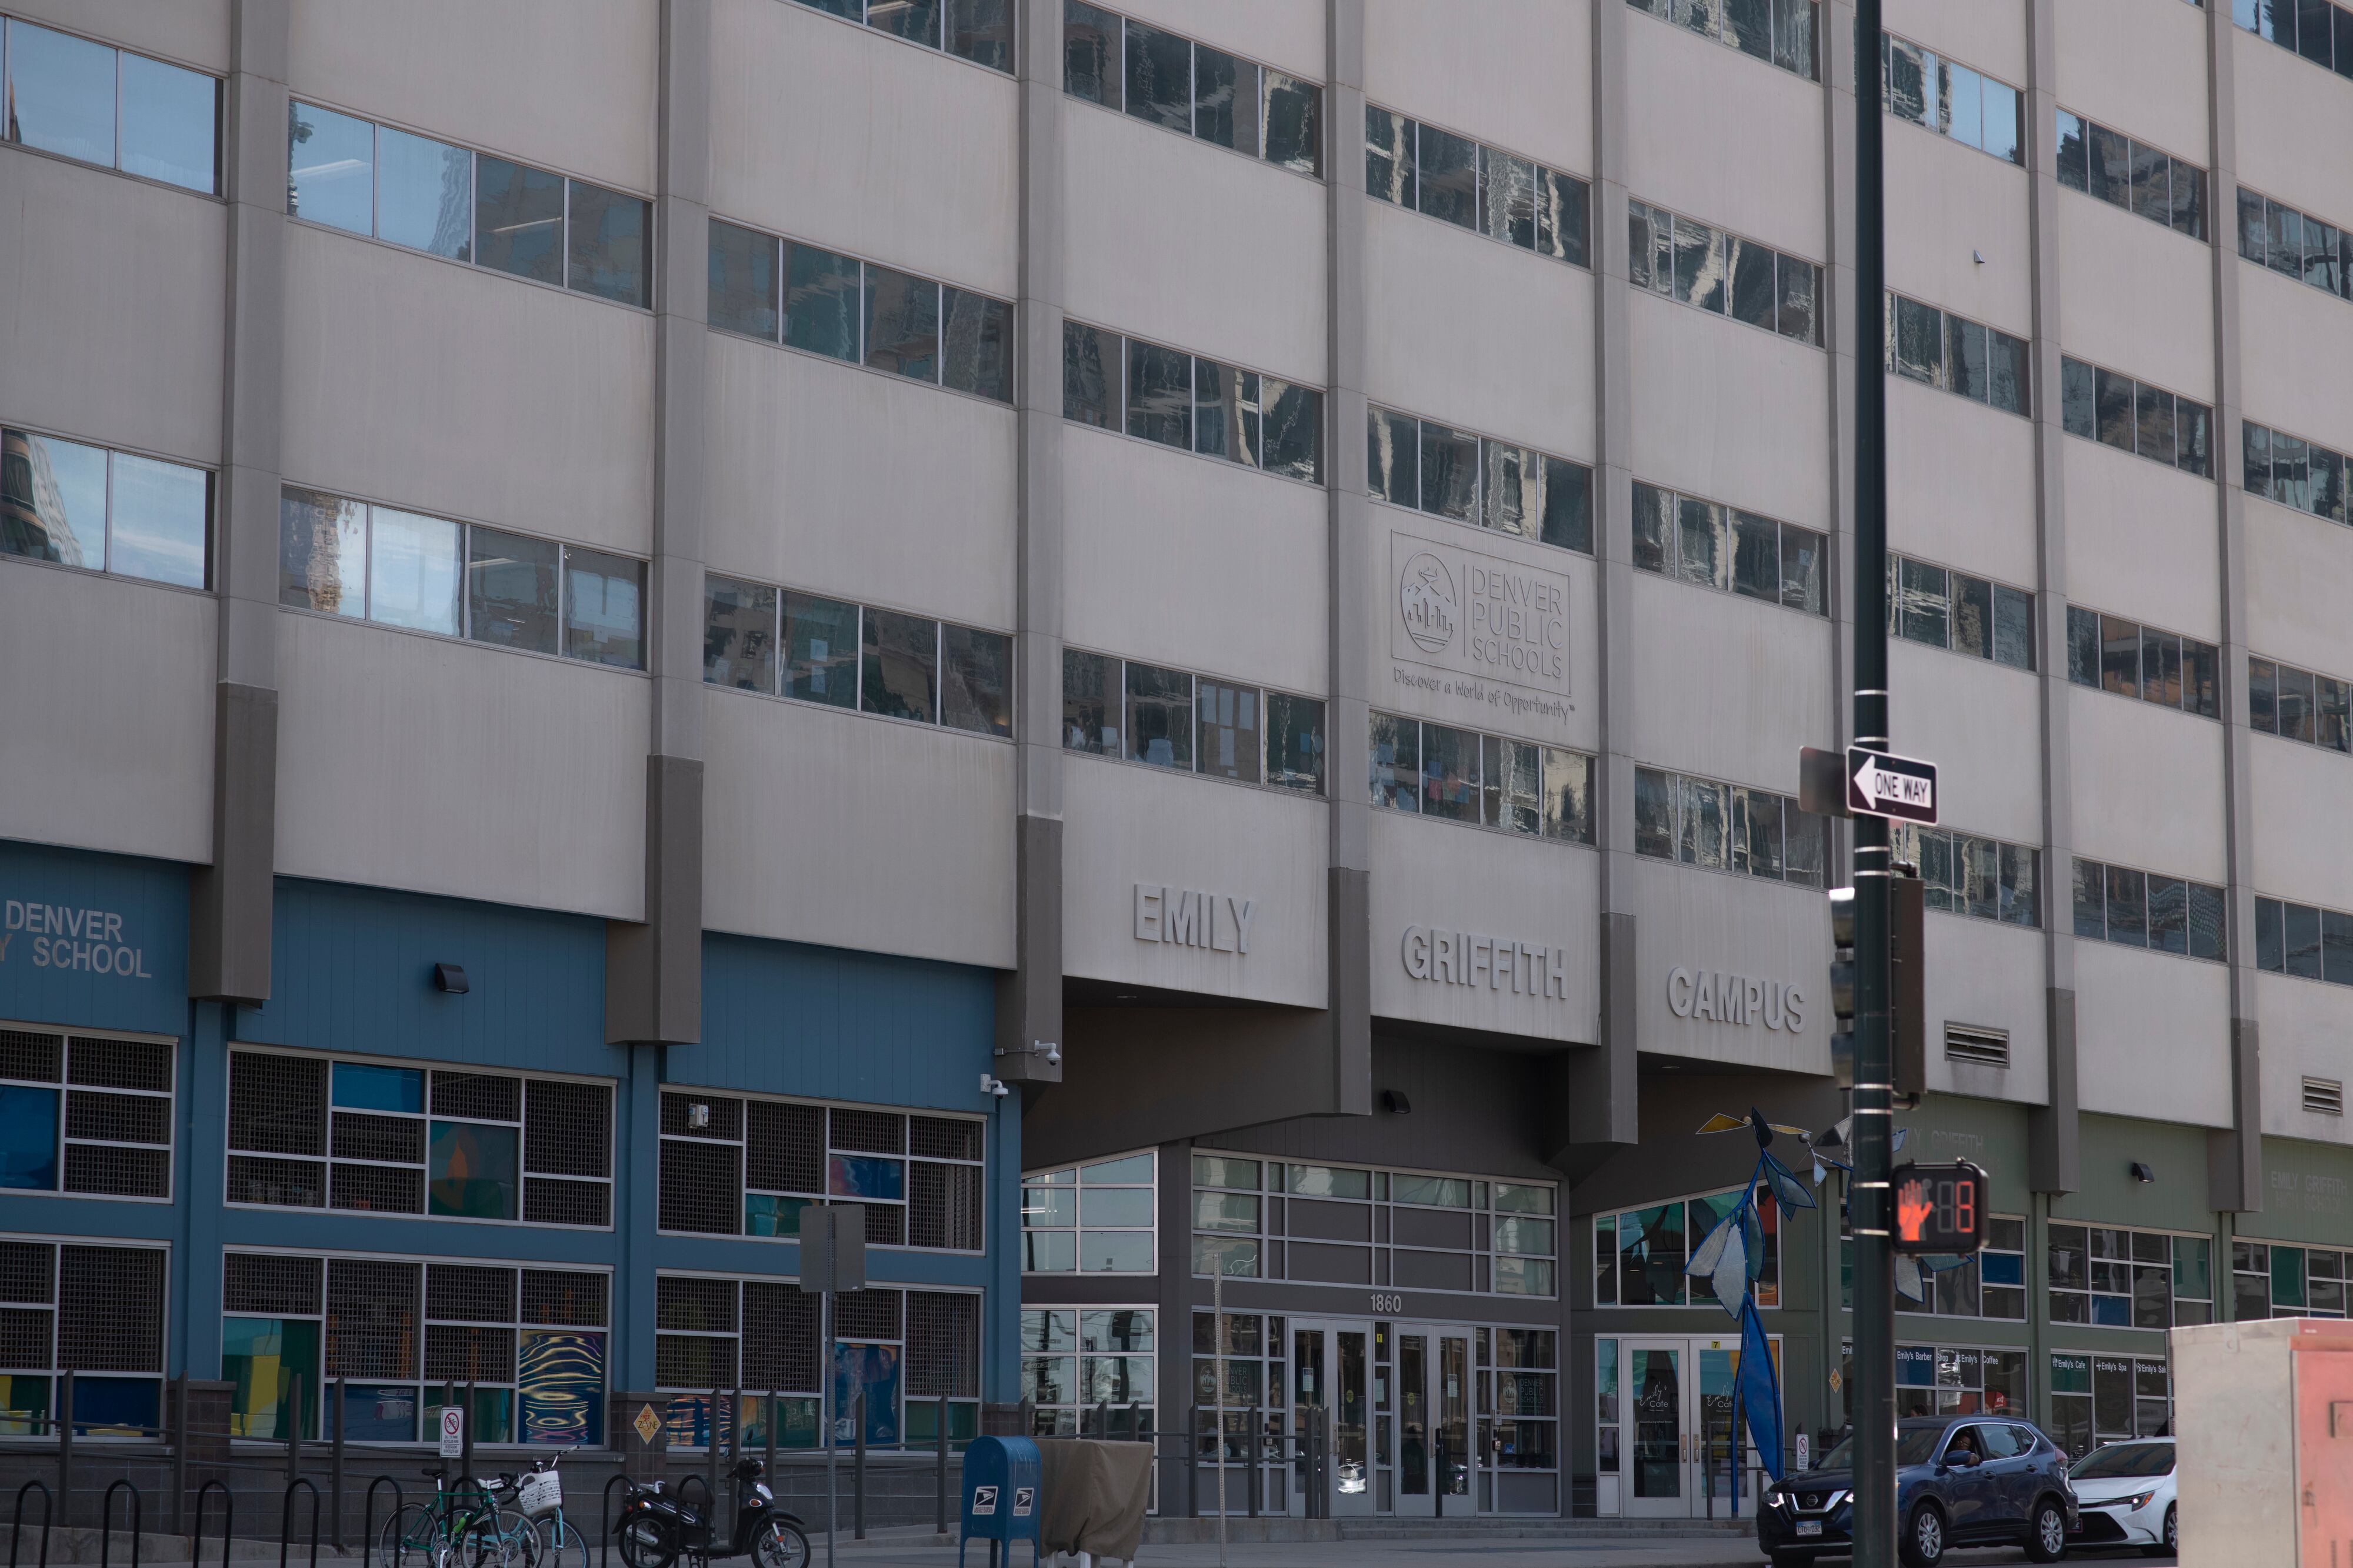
left=1826, top=873, right=1925, bottom=1097
left=1891, top=1160, right=1989, bottom=1253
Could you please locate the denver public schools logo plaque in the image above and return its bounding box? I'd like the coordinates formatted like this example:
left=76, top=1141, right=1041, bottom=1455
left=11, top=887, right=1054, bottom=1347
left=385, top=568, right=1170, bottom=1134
left=1399, top=552, right=1458, bottom=654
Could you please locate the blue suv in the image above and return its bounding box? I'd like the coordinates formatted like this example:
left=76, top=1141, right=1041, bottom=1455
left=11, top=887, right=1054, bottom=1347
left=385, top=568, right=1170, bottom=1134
left=1757, top=1415, right=2079, bottom=1566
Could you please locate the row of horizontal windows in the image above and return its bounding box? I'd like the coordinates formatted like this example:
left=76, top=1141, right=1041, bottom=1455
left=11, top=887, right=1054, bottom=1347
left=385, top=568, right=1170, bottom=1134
left=2245, top=421, right=2353, bottom=524
left=1886, top=292, right=2030, bottom=417
left=1889, top=555, right=2036, bottom=671
left=1633, top=482, right=1826, bottom=616
left=1, top=15, right=216, bottom=194
left=1369, top=714, right=1596, bottom=845
left=2056, top=109, right=2210, bottom=242
left=2059, top=358, right=2215, bottom=478
left=1594, top=1186, right=1782, bottom=1309
left=1369, top=409, right=1593, bottom=554
left=2235, top=1237, right=2353, bottom=1317
left=2254, top=895, right=2353, bottom=982
left=2, top=427, right=209, bottom=590
left=1064, top=650, right=1324, bottom=792
left=1887, top=824, right=2041, bottom=928
left=1022, top=1152, right=1154, bottom=1275
left=2063, top=606, right=2222, bottom=720
left=289, top=101, right=649, bottom=308
left=1627, top=0, right=1820, bottom=82
left=1, top=1239, right=168, bottom=1421
left=1065, top=3, right=1321, bottom=176
left=2234, top=0, right=2353, bottom=77
left=707, top=219, right=1014, bottom=403
left=1365, top=106, right=1591, bottom=268
left=281, top=488, right=645, bottom=670
left=2250, top=655, right=2353, bottom=750
left=702, top=576, right=1011, bottom=738
left=1633, top=766, right=1828, bottom=886
left=1062, top=322, right=1324, bottom=482
left=2071, top=859, right=2227, bottom=962
left=2237, top=186, right=2353, bottom=302
left=0, top=1028, right=175, bottom=1203
left=794, top=0, right=1014, bottom=73
left=1628, top=199, right=1822, bottom=346
left=1882, top=32, right=2024, bottom=165
left=2047, top=1225, right=2212, bottom=1329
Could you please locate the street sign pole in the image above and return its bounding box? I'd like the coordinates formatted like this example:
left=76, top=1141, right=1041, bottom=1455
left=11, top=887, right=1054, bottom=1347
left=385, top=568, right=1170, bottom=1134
left=1852, top=2, right=1897, bottom=1564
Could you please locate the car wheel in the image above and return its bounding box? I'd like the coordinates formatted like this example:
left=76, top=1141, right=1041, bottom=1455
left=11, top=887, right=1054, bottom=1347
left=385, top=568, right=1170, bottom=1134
left=2163, top=1503, right=2178, bottom=1555
left=1899, top=1502, right=1945, bottom=1568
left=2022, top=1496, right=2069, bottom=1562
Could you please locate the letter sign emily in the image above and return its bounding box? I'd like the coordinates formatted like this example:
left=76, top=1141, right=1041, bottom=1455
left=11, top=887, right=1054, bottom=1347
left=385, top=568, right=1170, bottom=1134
left=1889, top=1160, right=1988, bottom=1255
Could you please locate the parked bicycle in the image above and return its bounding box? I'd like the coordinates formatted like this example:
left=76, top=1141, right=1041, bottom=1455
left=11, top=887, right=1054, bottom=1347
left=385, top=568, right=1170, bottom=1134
left=501, top=1447, right=586, bottom=1568
left=612, top=1457, right=808, bottom=1568
left=381, top=1463, right=538, bottom=1568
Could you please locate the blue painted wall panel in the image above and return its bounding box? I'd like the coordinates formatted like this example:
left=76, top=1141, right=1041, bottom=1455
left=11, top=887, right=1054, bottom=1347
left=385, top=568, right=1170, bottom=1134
left=0, top=839, right=188, bottom=1036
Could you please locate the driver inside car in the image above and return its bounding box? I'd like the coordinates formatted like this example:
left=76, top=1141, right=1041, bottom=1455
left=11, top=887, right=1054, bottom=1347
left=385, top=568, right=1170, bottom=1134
left=1945, top=1428, right=1983, bottom=1465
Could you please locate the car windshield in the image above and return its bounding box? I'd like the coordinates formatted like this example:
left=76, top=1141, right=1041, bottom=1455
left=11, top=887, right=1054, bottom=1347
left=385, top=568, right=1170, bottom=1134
left=1816, top=1427, right=1949, bottom=1470
left=2071, top=1442, right=2175, bottom=1480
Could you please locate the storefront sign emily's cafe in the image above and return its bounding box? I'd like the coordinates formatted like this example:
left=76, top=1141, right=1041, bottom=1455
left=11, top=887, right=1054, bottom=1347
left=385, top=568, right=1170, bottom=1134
left=2, top=898, right=157, bottom=979
left=1667, top=966, right=1808, bottom=1033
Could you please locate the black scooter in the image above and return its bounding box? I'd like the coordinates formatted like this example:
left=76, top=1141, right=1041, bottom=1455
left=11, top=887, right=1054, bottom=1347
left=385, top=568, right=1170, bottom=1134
left=615, top=1457, right=809, bottom=1568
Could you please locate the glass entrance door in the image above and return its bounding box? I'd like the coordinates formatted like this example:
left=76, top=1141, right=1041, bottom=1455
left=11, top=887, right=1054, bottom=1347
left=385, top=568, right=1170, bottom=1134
left=1288, top=1322, right=1373, bottom=1516
left=1623, top=1340, right=1687, bottom=1518
left=1617, top=1336, right=1775, bottom=1519
left=1389, top=1325, right=1473, bottom=1517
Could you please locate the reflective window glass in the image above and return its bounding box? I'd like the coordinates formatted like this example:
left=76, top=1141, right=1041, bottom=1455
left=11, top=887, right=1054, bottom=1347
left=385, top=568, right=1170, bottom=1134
left=1, top=429, right=107, bottom=569
left=106, top=452, right=208, bottom=589
left=1061, top=648, right=1115, bottom=754
left=785, top=243, right=861, bottom=360
left=1421, top=725, right=1479, bottom=822
left=566, top=180, right=649, bottom=305
left=1365, top=105, right=1412, bottom=205
left=942, top=288, right=1014, bottom=402
left=861, top=608, right=939, bottom=723
left=868, top=0, right=941, bottom=46
left=1898, top=557, right=1949, bottom=648
left=1483, top=149, right=1536, bottom=249
left=8, top=21, right=115, bottom=167
left=1672, top=218, right=1728, bottom=311
left=1369, top=408, right=1418, bottom=505
left=279, top=488, right=367, bottom=617
left=563, top=547, right=643, bottom=668
left=941, top=625, right=1012, bottom=738
left=1192, top=46, right=1257, bottom=155
left=474, top=156, right=565, bottom=286
left=288, top=101, right=375, bottom=233
left=784, top=592, right=859, bottom=708
left=118, top=51, right=218, bottom=193
left=702, top=576, right=778, bottom=692
left=1777, top=255, right=1818, bottom=342
left=1730, top=511, right=1779, bottom=602
left=1781, top=524, right=1825, bottom=613
left=2104, top=865, right=2148, bottom=946
left=1062, top=321, right=1114, bottom=427
left=1263, top=693, right=1324, bottom=793
left=946, top=0, right=1013, bottom=71
left=1063, top=1, right=1120, bottom=106
left=864, top=265, right=941, bottom=381
left=367, top=509, right=464, bottom=636
left=1261, top=382, right=1322, bottom=483
left=1195, top=361, right=1261, bottom=466
left=1729, top=237, right=1777, bottom=329
left=1415, top=122, right=1479, bottom=229
left=376, top=126, right=472, bottom=259
left=1126, top=341, right=1192, bottom=448
left=1371, top=712, right=1419, bottom=809
left=1195, top=680, right=1261, bottom=783
left=1419, top=423, right=1479, bottom=519
left=708, top=220, right=781, bottom=340
left=1539, top=167, right=1589, bottom=265
left=1123, top=20, right=1190, bottom=131
left=1262, top=72, right=1320, bottom=175
left=466, top=528, right=559, bottom=654
left=1125, top=662, right=1192, bottom=769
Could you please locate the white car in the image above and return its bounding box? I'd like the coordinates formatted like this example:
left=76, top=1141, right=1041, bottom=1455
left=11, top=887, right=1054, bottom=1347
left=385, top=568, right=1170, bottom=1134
left=2067, top=1437, right=2177, bottom=1553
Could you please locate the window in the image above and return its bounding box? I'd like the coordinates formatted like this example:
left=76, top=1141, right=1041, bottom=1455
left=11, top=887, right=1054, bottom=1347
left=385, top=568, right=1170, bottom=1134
left=701, top=575, right=1011, bottom=738
left=657, top=1274, right=981, bottom=1453
left=221, top=1250, right=606, bottom=1445
left=1837, top=1213, right=2026, bottom=1319
left=1628, top=0, right=1820, bottom=81
left=1061, top=322, right=1323, bottom=482
left=1883, top=293, right=2030, bottom=416
left=224, top=1050, right=613, bottom=1227
left=1, top=17, right=218, bottom=192
left=2251, top=655, right=2353, bottom=752
left=2243, top=420, right=2353, bottom=526
left=1019, top=1307, right=1154, bottom=1439
left=2232, top=0, right=2353, bottom=79
left=2048, top=1352, right=2172, bottom=1459
left=1886, top=554, right=2034, bottom=669
left=2048, top=1226, right=2212, bottom=1330
left=2071, top=860, right=2226, bottom=960
left=1594, top=1185, right=1779, bottom=1308
left=282, top=488, right=642, bottom=669
left=706, top=219, right=1013, bottom=403
left=1185, top=1309, right=1285, bottom=1464
left=1066, top=4, right=1319, bottom=175
left=2, top=428, right=209, bottom=589
left=2064, top=605, right=2219, bottom=718
left=655, top=1090, right=984, bottom=1252
left=1629, top=200, right=1821, bottom=344
left=288, top=102, right=648, bottom=306
left=2054, top=108, right=2207, bottom=238
left=1364, top=105, right=1589, bottom=265
left=1194, top=1153, right=1557, bottom=1297
left=2059, top=358, right=2212, bottom=477
left=2253, top=896, right=2353, bottom=984
left=791, top=0, right=1011, bottom=71
left=1481, top=1327, right=1559, bottom=1482
left=1885, top=824, right=2041, bottom=928
left=1370, top=408, right=1593, bottom=553
left=1632, top=482, right=1827, bottom=614
left=0, top=1237, right=166, bottom=1437
left=1060, top=649, right=1324, bottom=794
left=2238, top=185, right=2353, bottom=305
left=2234, top=1239, right=2352, bottom=1319
left=1881, top=34, right=2022, bottom=164
left=1631, top=766, right=1827, bottom=886
left=0, top=1025, right=172, bottom=1200
left=1023, top=1151, right=1155, bottom=1273
left=1368, top=715, right=1595, bottom=845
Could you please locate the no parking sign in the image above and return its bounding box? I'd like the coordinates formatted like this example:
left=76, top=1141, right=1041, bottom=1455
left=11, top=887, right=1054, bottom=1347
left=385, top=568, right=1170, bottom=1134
left=438, top=1406, right=464, bottom=1458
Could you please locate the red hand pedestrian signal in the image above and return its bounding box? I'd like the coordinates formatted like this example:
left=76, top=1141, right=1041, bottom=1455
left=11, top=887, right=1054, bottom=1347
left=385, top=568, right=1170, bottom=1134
left=1895, top=1177, right=1935, bottom=1245
left=1889, top=1161, right=1989, bottom=1254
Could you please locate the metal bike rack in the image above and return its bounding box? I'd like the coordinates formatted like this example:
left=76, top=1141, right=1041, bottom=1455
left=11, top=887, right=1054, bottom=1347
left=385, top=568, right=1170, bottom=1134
left=360, top=1476, right=403, bottom=1568
left=191, top=1480, right=234, bottom=1568
left=99, top=1480, right=140, bottom=1568
left=8, top=1478, right=52, bottom=1568
left=281, top=1478, right=322, bottom=1568
left=598, top=1471, right=631, bottom=1568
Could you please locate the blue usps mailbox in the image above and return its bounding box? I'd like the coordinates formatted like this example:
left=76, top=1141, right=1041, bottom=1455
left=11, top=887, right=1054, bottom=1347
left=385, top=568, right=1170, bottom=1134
left=958, top=1435, right=1041, bottom=1567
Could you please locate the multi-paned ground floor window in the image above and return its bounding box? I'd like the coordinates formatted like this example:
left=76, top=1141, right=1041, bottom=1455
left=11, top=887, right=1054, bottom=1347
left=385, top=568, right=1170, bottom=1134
left=1019, top=1305, right=1154, bottom=1439
left=2049, top=1351, right=2171, bottom=1456
left=654, top=1273, right=980, bottom=1450
left=0, top=1236, right=167, bottom=1434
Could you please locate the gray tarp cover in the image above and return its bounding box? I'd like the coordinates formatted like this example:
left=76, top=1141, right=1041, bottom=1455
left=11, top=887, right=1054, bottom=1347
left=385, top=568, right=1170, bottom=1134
left=1035, top=1439, right=1154, bottom=1559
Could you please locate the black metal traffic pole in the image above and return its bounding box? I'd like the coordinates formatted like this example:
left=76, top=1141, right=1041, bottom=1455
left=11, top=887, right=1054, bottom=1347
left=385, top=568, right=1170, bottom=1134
left=1851, top=2, right=1897, bottom=1566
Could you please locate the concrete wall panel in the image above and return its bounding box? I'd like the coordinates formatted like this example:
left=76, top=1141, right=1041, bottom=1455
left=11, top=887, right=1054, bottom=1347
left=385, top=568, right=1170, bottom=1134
left=2255, top=973, right=2353, bottom=1146
left=1631, top=859, right=1830, bottom=1077
left=1365, top=0, right=1591, bottom=178
left=2061, top=442, right=2221, bottom=644
left=2051, top=0, right=2209, bottom=168
left=13, top=0, right=229, bottom=73
left=1887, top=381, right=2041, bottom=591
left=2237, top=268, right=2353, bottom=455
left=2072, top=938, right=2232, bottom=1127
left=2234, top=31, right=2353, bottom=229
left=1919, top=912, right=2048, bottom=1105
left=1883, top=132, right=2033, bottom=336
left=1627, top=291, right=1832, bottom=530
left=2067, top=686, right=2228, bottom=886
left=2244, top=498, right=2353, bottom=679
left=1626, top=572, right=1834, bottom=793
left=1888, top=640, right=2044, bottom=849
left=1887, top=0, right=2028, bottom=87
left=1622, top=15, right=1822, bottom=258
left=2248, top=736, right=2353, bottom=910
left=1119, top=0, right=1325, bottom=85
left=2054, top=197, right=2214, bottom=405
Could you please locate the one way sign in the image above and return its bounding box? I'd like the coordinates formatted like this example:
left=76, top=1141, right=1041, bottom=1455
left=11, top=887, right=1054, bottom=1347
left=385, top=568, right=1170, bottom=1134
left=1846, top=747, right=1938, bottom=824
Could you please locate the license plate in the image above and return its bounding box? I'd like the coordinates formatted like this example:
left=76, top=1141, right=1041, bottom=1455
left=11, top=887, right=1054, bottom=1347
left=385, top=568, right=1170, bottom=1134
left=1797, top=1522, right=1824, bottom=1537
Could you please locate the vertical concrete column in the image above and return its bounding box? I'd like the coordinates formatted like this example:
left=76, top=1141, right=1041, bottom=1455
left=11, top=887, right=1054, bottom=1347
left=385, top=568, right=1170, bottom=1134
left=1154, top=1139, right=1197, bottom=1510
left=2022, top=0, right=2081, bottom=1195
left=189, top=0, right=291, bottom=1005
left=995, top=0, right=1067, bottom=1087
left=1557, top=0, right=1638, bottom=1160
left=608, top=0, right=709, bottom=1047
left=1324, top=0, right=1372, bottom=1117
left=2202, top=4, right=2264, bottom=1213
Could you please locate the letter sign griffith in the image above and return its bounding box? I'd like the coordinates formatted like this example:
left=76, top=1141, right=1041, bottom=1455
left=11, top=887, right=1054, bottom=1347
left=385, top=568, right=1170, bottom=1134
left=1889, top=1160, right=1988, bottom=1254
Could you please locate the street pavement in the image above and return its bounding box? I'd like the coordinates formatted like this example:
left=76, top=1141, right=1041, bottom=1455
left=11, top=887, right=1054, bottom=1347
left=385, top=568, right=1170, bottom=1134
left=825, top=1539, right=2179, bottom=1567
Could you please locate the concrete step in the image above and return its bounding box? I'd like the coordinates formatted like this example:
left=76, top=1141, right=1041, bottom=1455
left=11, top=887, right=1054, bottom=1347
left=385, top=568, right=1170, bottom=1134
left=1140, top=1517, right=1757, bottom=1544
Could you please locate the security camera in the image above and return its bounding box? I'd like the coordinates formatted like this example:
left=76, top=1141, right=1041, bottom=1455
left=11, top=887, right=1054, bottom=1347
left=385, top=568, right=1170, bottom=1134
left=1046, top=1045, right=1062, bottom=1067
left=992, top=1080, right=1010, bottom=1099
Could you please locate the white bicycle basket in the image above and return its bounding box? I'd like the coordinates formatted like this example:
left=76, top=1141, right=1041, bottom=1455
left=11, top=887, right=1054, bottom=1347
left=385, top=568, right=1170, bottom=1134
left=518, top=1471, right=564, bottom=1517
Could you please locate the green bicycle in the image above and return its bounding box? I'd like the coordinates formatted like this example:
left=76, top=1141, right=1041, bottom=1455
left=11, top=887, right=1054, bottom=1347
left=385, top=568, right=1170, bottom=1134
left=380, top=1464, right=539, bottom=1568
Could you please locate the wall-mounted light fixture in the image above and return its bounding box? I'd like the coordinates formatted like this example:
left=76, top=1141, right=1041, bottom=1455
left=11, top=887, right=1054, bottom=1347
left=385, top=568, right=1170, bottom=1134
left=2130, top=1162, right=2155, bottom=1185
left=1381, top=1089, right=1412, bottom=1115
left=432, top=963, right=469, bottom=994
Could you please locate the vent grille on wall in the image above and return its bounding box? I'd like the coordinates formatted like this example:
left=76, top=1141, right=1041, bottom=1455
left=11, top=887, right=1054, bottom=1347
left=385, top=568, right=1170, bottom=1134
left=2305, top=1077, right=2345, bottom=1116
left=1945, top=1024, right=2011, bottom=1068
